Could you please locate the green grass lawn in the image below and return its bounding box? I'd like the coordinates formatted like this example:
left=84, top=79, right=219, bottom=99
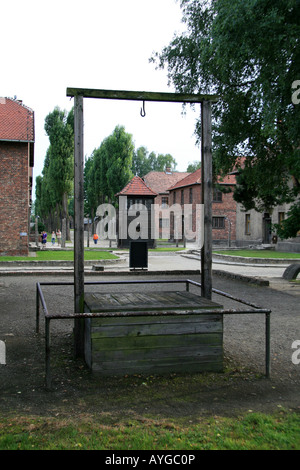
left=0, top=410, right=299, bottom=450
left=0, top=250, right=119, bottom=262
left=214, top=250, right=300, bottom=259
left=0, top=246, right=184, bottom=261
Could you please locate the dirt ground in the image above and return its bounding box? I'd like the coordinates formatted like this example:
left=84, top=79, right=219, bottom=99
left=0, top=273, right=299, bottom=421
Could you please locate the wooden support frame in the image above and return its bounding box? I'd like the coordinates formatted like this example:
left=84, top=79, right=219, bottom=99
left=201, top=101, right=213, bottom=299
left=67, top=88, right=219, bottom=104
left=67, top=87, right=218, bottom=354
left=73, top=95, right=85, bottom=356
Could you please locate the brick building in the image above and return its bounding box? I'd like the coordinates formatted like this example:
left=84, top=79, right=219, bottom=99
left=0, top=98, right=35, bottom=256
left=143, top=168, right=190, bottom=239
left=143, top=168, right=190, bottom=207
left=167, top=168, right=237, bottom=244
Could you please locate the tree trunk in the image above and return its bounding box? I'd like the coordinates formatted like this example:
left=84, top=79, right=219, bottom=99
left=62, top=192, right=71, bottom=241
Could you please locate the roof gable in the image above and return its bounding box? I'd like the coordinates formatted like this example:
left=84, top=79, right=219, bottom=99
left=143, top=171, right=191, bottom=195
left=168, top=168, right=236, bottom=191
left=116, top=175, right=158, bottom=197
left=0, top=98, right=34, bottom=142
left=168, top=168, right=201, bottom=190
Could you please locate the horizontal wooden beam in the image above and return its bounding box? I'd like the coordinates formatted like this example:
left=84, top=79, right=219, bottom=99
left=66, top=87, right=219, bottom=104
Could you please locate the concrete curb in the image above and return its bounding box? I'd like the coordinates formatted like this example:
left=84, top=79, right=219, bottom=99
left=212, top=253, right=298, bottom=265
left=0, top=266, right=269, bottom=286
left=0, top=258, right=126, bottom=268
left=212, top=269, right=269, bottom=286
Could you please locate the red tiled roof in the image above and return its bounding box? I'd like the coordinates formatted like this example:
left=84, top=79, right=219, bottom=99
left=168, top=168, right=201, bottom=190
left=116, top=175, right=158, bottom=197
left=143, top=171, right=191, bottom=195
left=168, top=168, right=236, bottom=190
left=0, top=97, right=34, bottom=142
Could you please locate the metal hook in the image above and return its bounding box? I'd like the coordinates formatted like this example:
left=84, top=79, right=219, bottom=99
left=140, top=100, right=146, bottom=117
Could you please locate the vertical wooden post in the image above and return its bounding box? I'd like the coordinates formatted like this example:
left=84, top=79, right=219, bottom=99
left=201, top=101, right=213, bottom=299
left=266, top=312, right=271, bottom=378
left=74, top=94, right=85, bottom=357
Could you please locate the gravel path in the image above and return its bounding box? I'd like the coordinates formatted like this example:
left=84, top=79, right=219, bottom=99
left=0, top=273, right=299, bottom=419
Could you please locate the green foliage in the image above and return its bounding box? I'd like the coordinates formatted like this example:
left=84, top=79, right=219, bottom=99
left=186, top=160, right=201, bottom=172
left=131, top=147, right=177, bottom=177
left=152, top=0, right=300, bottom=237
left=44, top=107, right=74, bottom=201
left=35, top=107, right=74, bottom=229
left=274, top=202, right=300, bottom=239
left=84, top=125, right=134, bottom=215
left=104, top=125, right=134, bottom=202
left=84, top=126, right=177, bottom=215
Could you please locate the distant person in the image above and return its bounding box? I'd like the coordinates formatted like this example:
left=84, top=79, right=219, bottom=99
left=93, top=233, right=99, bottom=245
left=56, top=229, right=62, bottom=246
left=51, top=231, right=56, bottom=245
left=41, top=231, right=47, bottom=249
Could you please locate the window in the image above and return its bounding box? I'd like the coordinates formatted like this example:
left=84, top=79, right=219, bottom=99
left=162, top=197, right=168, bottom=208
left=212, top=217, right=225, bottom=229
left=245, top=214, right=251, bottom=235
left=213, top=188, right=223, bottom=202
left=159, top=218, right=169, bottom=228
left=173, top=192, right=176, bottom=204
left=181, top=190, right=184, bottom=205
left=189, top=188, right=193, bottom=204
left=278, top=212, right=285, bottom=225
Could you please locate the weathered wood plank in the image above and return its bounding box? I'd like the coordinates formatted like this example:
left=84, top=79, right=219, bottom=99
left=66, top=87, right=219, bottom=104
left=84, top=291, right=222, bottom=313
left=201, top=100, right=213, bottom=300
left=92, top=358, right=223, bottom=375
left=92, top=346, right=223, bottom=363
left=74, top=94, right=85, bottom=358
left=91, top=333, right=222, bottom=351
left=91, top=313, right=223, bottom=328
left=91, top=318, right=223, bottom=338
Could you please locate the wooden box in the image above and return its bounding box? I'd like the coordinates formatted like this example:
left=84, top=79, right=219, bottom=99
left=84, top=290, right=223, bottom=376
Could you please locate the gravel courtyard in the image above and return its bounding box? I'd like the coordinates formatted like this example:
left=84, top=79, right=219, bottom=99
left=0, top=273, right=299, bottom=419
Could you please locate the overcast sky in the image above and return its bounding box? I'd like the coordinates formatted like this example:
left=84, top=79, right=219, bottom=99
left=1, top=0, right=201, bottom=198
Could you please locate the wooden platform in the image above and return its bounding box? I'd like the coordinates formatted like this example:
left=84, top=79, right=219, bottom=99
left=84, top=290, right=223, bottom=376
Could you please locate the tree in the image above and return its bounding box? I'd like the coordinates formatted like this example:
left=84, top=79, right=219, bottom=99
left=152, top=0, right=300, bottom=238
left=187, top=161, right=201, bottom=172
left=131, top=146, right=152, bottom=176
left=84, top=126, right=134, bottom=211
left=103, top=126, right=134, bottom=203
left=131, top=147, right=177, bottom=176
left=35, top=107, right=74, bottom=239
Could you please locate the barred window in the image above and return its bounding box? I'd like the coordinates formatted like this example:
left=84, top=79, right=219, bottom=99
left=162, top=197, right=168, bottom=208
left=213, top=188, right=223, bottom=202
left=212, top=217, right=225, bottom=229
left=245, top=214, right=251, bottom=235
